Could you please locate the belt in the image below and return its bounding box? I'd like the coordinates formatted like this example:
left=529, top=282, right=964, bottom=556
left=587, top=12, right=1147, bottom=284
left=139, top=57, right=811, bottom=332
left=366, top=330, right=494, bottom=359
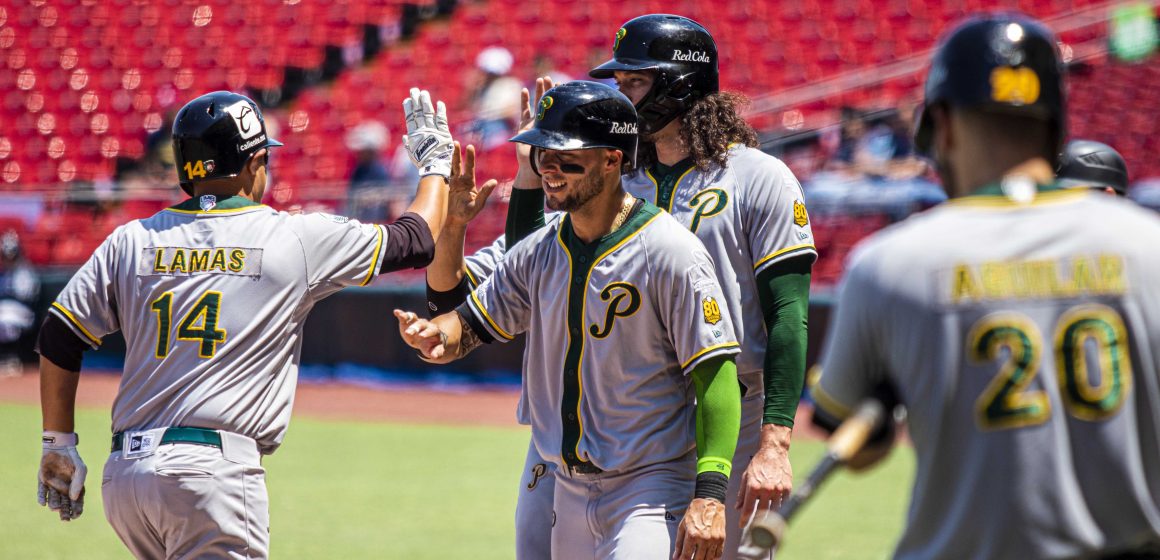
left=567, top=462, right=603, bottom=475
left=111, top=427, right=222, bottom=452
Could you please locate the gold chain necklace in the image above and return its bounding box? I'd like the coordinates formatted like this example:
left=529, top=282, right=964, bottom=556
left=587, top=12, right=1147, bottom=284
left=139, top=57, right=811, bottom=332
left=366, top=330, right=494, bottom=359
left=610, top=194, right=635, bottom=232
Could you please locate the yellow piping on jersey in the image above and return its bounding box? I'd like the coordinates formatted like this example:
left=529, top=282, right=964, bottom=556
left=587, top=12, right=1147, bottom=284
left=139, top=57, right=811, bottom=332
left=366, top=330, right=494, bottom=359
left=360, top=225, right=385, bottom=287
left=469, top=291, right=515, bottom=341
left=165, top=205, right=271, bottom=216
left=945, top=189, right=1089, bottom=209
left=463, top=264, right=480, bottom=288
left=811, top=383, right=854, bottom=419
left=51, top=303, right=101, bottom=346
left=753, top=243, right=817, bottom=271
left=644, top=166, right=696, bottom=213
left=559, top=212, right=662, bottom=463
left=680, top=341, right=741, bottom=371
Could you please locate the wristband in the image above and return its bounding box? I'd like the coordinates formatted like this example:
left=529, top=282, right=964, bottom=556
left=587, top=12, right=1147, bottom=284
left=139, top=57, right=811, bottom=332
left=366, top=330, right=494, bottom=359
left=694, top=471, right=729, bottom=504
left=42, top=431, right=78, bottom=449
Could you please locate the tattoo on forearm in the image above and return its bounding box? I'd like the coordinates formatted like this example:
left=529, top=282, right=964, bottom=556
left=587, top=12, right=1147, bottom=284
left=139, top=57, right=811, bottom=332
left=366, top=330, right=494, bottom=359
left=457, top=312, right=482, bottom=356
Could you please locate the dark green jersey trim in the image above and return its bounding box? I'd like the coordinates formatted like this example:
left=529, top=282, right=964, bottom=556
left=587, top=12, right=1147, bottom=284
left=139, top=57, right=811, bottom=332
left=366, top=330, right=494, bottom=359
left=967, top=180, right=1064, bottom=197
left=168, top=195, right=264, bottom=212
left=556, top=199, right=660, bottom=469
left=647, top=158, right=696, bottom=213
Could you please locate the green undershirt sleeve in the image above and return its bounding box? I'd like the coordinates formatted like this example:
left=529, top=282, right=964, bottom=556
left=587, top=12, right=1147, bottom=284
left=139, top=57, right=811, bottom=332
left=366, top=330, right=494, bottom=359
left=756, top=256, right=812, bottom=427
left=504, top=188, right=547, bottom=249
left=690, top=355, right=741, bottom=477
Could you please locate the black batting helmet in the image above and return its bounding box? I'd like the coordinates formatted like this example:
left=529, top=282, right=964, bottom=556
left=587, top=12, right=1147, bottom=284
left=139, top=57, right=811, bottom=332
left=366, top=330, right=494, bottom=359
left=588, top=14, right=718, bottom=135
left=1057, top=139, right=1129, bottom=195
left=914, top=14, right=1066, bottom=163
left=172, top=91, right=283, bottom=196
left=510, top=81, right=639, bottom=173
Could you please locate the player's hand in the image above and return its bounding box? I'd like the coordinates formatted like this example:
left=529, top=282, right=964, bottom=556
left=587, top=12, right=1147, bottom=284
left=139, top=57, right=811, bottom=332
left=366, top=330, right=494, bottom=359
left=673, top=497, right=727, bottom=560
left=737, top=430, right=793, bottom=528
left=38, top=431, right=86, bottom=521
left=446, top=142, right=498, bottom=228
left=394, top=310, right=447, bottom=359
left=513, top=76, right=555, bottom=190
left=402, top=88, right=454, bottom=178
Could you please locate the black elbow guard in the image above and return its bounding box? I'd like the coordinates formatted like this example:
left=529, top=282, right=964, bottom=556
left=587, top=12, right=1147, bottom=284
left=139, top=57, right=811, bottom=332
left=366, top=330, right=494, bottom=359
left=36, top=314, right=89, bottom=371
left=380, top=212, right=436, bottom=273
left=426, top=275, right=471, bottom=318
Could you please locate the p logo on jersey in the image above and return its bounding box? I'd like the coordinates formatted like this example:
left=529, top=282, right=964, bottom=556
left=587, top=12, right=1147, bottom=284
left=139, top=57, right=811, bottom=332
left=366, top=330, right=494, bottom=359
left=702, top=297, right=722, bottom=325
left=590, top=282, right=641, bottom=339
left=793, top=200, right=810, bottom=227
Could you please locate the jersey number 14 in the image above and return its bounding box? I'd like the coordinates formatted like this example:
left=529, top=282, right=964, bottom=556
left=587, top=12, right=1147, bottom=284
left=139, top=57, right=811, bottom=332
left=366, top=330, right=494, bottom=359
left=150, top=291, right=227, bottom=359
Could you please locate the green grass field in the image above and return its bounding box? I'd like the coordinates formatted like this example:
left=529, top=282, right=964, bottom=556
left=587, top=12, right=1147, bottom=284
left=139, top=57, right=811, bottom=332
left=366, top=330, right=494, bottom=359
left=2, top=403, right=913, bottom=559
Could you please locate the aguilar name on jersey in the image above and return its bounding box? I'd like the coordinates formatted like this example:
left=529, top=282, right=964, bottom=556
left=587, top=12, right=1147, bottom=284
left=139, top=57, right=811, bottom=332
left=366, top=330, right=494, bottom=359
left=814, top=189, right=1160, bottom=560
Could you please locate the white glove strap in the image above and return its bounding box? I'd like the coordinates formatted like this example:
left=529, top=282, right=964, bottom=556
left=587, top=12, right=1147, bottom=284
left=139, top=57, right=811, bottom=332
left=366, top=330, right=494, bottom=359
left=42, top=431, right=79, bottom=449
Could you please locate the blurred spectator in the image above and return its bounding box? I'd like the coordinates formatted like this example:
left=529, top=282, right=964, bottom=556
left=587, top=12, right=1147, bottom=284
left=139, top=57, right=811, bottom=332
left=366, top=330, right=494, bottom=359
left=827, top=106, right=925, bottom=179
left=531, top=55, right=574, bottom=89
left=467, top=47, right=523, bottom=149
left=0, top=230, right=40, bottom=376
left=587, top=48, right=616, bottom=87
left=345, top=121, right=395, bottom=222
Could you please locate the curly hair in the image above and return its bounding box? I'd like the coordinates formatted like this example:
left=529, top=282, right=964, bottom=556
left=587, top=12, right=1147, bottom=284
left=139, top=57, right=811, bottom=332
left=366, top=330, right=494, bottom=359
left=636, top=92, right=759, bottom=171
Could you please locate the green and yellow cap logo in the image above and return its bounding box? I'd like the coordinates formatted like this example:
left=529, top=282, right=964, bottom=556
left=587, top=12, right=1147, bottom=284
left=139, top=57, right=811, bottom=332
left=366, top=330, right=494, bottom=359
left=613, top=28, right=627, bottom=51
left=537, top=95, right=554, bottom=121
left=990, top=66, right=1041, bottom=105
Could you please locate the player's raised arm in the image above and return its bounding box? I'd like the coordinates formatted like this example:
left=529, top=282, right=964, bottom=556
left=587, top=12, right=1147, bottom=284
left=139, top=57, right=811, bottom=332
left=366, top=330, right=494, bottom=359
left=399, top=88, right=454, bottom=244
left=425, top=142, right=497, bottom=311
left=505, top=77, right=553, bottom=248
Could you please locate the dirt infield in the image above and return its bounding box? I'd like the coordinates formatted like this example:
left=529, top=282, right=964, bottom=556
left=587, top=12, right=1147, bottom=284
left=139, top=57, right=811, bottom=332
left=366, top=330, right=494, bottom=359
left=1, top=367, right=523, bottom=427
left=3, top=365, right=825, bottom=435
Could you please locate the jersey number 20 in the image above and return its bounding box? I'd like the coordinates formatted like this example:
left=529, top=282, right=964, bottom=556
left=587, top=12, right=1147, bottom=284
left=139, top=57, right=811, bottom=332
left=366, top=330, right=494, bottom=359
left=968, top=304, right=1132, bottom=430
left=150, top=291, right=227, bottom=359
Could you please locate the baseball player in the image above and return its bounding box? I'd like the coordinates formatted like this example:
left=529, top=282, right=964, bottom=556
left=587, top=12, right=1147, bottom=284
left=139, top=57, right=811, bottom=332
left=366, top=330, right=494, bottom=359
left=506, top=15, right=816, bottom=558
left=1057, top=139, right=1129, bottom=196
left=398, top=81, right=743, bottom=560
left=812, top=14, right=1160, bottom=559
left=35, top=88, right=471, bottom=558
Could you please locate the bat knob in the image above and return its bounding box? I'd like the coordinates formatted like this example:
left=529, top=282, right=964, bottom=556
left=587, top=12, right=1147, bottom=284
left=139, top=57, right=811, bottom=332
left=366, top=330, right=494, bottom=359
left=746, top=511, right=787, bottom=551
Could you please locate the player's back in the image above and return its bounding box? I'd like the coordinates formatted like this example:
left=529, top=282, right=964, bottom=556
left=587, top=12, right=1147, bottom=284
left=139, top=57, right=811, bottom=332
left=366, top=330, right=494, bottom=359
left=56, top=197, right=388, bottom=453
left=846, top=188, right=1160, bottom=559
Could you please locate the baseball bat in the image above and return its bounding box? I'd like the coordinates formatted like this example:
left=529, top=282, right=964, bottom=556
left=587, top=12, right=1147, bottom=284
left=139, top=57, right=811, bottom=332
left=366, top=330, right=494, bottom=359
left=744, top=399, right=887, bottom=552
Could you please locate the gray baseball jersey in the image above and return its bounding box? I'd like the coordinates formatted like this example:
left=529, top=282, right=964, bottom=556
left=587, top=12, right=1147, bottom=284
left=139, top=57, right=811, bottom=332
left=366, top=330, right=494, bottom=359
left=624, top=145, right=815, bottom=559
left=623, top=144, right=816, bottom=387
left=462, top=201, right=740, bottom=472
left=50, top=197, right=392, bottom=454
left=815, top=188, right=1160, bottom=559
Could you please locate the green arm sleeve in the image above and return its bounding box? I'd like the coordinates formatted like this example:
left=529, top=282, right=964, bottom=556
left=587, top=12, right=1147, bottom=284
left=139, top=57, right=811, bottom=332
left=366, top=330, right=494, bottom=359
left=756, top=256, right=812, bottom=427
left=690, top=355, right=741, bottom=476
left=504, top=188, right=546, bottom=249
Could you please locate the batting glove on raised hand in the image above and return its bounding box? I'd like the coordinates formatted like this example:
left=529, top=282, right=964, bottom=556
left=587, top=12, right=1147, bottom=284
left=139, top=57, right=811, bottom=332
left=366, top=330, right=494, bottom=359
left=402, top=88, right=454, bottom=179
left=38, top=431, right=87, bottom=521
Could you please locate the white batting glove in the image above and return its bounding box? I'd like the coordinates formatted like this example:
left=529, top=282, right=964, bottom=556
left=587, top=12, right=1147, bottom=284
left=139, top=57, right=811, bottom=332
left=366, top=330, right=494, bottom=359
left=38, top=431, right=87, bottom=521
left=401, top=87, right=454, bottom=179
